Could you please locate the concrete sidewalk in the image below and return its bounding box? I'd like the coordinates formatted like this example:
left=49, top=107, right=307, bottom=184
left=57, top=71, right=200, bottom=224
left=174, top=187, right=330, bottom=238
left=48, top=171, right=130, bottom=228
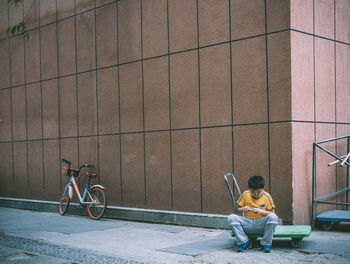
left=0, top=207, right=349, bottom=264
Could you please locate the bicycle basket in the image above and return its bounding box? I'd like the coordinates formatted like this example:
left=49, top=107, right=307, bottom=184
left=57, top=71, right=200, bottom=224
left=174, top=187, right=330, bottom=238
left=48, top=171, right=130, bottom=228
left=62, top=167, right=69, bottom=176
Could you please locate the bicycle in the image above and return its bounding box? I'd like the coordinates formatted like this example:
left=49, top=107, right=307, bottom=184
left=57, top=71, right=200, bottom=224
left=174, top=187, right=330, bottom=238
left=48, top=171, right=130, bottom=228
left=59, top=158, right=107, bottom=220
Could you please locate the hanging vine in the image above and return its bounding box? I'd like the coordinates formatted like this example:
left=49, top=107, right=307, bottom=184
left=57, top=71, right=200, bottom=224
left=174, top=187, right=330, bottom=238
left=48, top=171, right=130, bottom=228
left=6, top=0, right=31, bottom=40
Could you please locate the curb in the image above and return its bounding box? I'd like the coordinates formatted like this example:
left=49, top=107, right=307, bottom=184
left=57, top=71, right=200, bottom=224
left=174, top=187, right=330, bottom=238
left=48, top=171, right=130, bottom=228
left=0, top=197, right=230, bottom=229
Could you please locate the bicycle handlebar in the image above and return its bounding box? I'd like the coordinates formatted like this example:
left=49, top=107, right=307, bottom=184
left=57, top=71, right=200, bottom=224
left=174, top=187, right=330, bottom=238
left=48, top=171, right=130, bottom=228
left=62, top=158, right=94, bottom=171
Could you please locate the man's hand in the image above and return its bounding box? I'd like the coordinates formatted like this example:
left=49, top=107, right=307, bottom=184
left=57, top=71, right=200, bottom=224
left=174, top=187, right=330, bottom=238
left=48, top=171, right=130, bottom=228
left=237, top=206, right=275, bottom=216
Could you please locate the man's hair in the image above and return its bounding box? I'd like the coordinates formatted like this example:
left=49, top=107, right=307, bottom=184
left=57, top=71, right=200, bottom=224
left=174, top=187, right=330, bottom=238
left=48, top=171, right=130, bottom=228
left=248, top=176, right=265, bottom=189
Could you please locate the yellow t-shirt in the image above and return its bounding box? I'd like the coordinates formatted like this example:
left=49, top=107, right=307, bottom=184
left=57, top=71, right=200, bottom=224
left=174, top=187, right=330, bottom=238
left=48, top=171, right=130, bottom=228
left=237, top=190, right=275, bottom=219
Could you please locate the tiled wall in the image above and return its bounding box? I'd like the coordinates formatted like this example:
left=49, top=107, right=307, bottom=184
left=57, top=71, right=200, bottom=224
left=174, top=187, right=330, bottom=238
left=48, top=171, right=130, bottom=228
left=291, top=0, right=350, bottom=224
left=0, top=0, right=349, bottom=224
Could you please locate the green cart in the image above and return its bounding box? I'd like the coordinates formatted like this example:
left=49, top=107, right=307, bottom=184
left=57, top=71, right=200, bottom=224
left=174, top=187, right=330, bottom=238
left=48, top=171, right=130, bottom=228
left=224, top=173, right=312, bottom=248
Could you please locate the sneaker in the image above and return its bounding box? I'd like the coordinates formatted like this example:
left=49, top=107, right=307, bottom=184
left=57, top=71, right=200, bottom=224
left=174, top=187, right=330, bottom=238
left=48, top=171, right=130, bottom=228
left=261, top=245, right=271, bottom=253
left=237, top=241, right=252, bottom=252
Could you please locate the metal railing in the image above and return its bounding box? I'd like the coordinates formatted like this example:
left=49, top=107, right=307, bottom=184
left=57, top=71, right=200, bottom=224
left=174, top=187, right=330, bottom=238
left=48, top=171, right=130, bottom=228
left=312, top=135, right=350, bottom=228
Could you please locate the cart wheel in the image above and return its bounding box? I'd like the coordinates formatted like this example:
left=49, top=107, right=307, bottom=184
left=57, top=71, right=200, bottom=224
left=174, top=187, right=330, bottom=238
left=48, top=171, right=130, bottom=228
left=322, top=222, right=333, bottom=231
left=291, top=238, right=302, bottom=248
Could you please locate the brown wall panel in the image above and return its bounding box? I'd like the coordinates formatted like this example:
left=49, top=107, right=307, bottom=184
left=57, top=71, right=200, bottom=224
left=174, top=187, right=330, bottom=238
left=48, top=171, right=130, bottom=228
left=336, top=43, right=350, bottom=123
left=10, top=36, right=25, bottom=86
left=43, top=139, right=60, bottom=201
left=201, top=127, right=233, bottom=214
left=291, top=32, right=314, bottom=121
left=25, top=29, right=40, bottom=83
left=290, top=0, right=313, bottom=34
left=97, top=67, right=119, bottom=134
left=314, top=0, right=334, bottom=39
left=76, top=10, right=96, bottom=72
left=200, top=44, right=231, bottom=127
left=172, top=130, right=201, bottom=212
left=28, top=141, right=43, bottom=199
left=24, top=0, right=39, bottom=30
left=230, top=0, right=264, bottom=40
left=42, top=79, right=59, bottom=139
left=0, top=143, right=13, bottom=196
left=143, top=56, right=169, bottom=131
left=59, top=75, right=77, bottom=138
left=118, top=0, right=141, bottom=63
left=96, top=3, right=118, bottom=68
left=0, top=40, right=10, bottom=89
left=142, top=0, right=168, bottom=59
left=121, top=133, right=145, bottom=207
left=11, top=86, right=26, bottom=141
left=119, top=62, right=143, bottom=133
left=232, top=37, right=267, bottom=124
left=198, top=0, right=229, bottom=47
left=99, top=135, right=121, bottom=205
left=13, top=141, right=28, bottom=198
left=336, top=0, right=350, bottom=43
left=41, top=24, right=58, bottom=80
left=266, top=0, right=290, bottom=33
left=26, top=83, right=42, bottom=140
left=75, top=0, right=95, bottom=14
left=39, top=0, right=56, bottom=26
left=58, top=17, right=76, bottom=76
left=57, top=0, right=74, bottom=20
left=292, top=123, right=314, bottom=225
left=77, top=71, right=97, bottom=136
left=315, top=38, right=335, bottom=122
left=145, top=132, right=171, bottom=210
left=0, top=1, right=9, bottom=39
left=233, top=125, right=269, bottom=193
left=269, top=123, right=293, bottom=223
left=268, top=32, right=291, bottom=122
left=168, top=0, right=197, bottom=52
left=170, top=50, right=199, bottom=129
left=0, top=89, right=12, bottom=142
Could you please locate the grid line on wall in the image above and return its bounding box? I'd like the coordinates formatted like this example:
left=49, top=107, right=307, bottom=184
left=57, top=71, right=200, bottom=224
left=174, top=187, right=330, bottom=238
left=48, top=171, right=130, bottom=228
left=116, top=0, right=123, bottom=205
left=3, top=27, right=350, bottom=94
left=140, top=0, right=147, bottom=207
left=39, top=0, right=46, bottom=198
left=94, top=0, right=101, bottom=185
left=196, top=0, right=203, bottom=213
left=166, top=0, right=174, bottom=210
left=2, top=120, right=350, bottom=145
left=264, top=0, right=272, bottom=194
left=56, top=0, right=62, bottom=193
left=8, top=2, right=15, bottom=194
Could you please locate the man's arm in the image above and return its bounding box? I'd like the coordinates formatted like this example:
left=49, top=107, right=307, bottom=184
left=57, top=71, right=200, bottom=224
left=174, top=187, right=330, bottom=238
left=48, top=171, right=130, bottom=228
left=250, top=207, right=275, bottom=216
left=237, top=205, right=275, bottom=216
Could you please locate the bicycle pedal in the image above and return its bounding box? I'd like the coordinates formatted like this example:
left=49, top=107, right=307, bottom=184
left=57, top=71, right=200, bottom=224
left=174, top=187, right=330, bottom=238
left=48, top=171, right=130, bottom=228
left=78, top=203, right=84, bottom=209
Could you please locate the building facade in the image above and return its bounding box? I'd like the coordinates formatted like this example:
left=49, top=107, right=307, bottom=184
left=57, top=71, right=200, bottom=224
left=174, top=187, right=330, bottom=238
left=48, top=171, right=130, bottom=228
left=0, top=0, right=350, bottom=225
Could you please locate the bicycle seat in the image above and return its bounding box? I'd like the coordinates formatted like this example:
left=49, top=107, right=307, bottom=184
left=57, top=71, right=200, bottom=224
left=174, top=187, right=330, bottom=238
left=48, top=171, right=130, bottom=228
left=85, top=172, right=97, bottom=178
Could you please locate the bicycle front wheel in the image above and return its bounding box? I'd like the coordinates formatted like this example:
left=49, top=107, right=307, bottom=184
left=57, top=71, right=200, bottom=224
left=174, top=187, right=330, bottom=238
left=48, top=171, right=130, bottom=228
left=59, top=186, right=71, bottom=215
left=87, top=187, right=106, bottom=220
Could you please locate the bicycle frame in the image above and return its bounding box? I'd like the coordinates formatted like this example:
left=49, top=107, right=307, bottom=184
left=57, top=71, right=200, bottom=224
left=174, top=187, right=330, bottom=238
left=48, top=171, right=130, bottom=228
left=64, top=175, right=95, bottom=206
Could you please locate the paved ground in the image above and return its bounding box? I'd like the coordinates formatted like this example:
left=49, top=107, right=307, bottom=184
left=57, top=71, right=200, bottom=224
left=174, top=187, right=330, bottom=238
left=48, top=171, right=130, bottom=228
left=0, top=207, right=349, bottom=263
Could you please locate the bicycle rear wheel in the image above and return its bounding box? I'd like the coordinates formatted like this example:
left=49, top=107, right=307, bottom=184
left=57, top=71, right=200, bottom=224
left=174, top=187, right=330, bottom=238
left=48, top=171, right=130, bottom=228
left=87, top=187, right=106, bottom=220
left=59, top=187, right=70, bottom=215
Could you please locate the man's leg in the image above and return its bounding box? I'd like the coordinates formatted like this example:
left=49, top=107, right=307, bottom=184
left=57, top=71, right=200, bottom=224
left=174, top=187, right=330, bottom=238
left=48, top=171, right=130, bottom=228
left=227, top=214, right=253, bottom=246
left=259, top=213, right=279, bottom=246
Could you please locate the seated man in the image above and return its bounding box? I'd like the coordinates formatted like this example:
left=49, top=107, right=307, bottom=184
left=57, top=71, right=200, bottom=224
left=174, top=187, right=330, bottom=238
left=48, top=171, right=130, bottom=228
left=227, top=175, right=279, bottom=253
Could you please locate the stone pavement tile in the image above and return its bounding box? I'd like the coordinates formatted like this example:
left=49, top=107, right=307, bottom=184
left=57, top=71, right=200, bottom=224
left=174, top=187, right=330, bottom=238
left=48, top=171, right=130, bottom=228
left=157, top=238, right=233, bottom=256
